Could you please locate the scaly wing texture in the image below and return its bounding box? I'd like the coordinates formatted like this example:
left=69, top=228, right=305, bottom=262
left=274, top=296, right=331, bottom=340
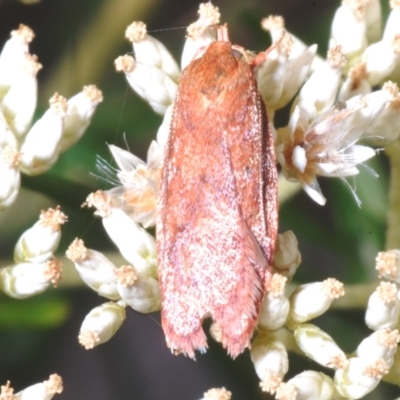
left=157, top=41, right=278, bottom=359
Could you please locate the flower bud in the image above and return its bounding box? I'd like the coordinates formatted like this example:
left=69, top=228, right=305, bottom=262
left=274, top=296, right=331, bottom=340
left=258, top=274, right=289, bottom=330
left=294, top=46, right=347, bottom=119
left=116, top=265, right=160, bottom=313
left=19, top=93, right=68, bottom=175
left=1, top=53, right=41, bottom=137
left=16, top=374, right=63, bottom=400
left=272, top=44, right=317, bottom=111
left=0, top=145, right=20, bottom=209
left=85, top=191, right=158, bottom=278
left=365, top=281, right=400, bottom=330
left=294, top=324, right=347, bottom=369
left=356, top=328, right=400, bottom=368
left=251, top=333, right=288, bottom=388
left=339, top=63, right=371, bottom=101
left=273, top=231, right=301, bottom=279
left=364, top=81, right=400, bottom=145
left=125, top=21, right=180, bottom=82
left=14, top=207, right=67, bottom=263
left=362, top=39, right=399, bottom=86
left=115, top=55, right=177, bottom=115
left=335, top=357, right=389, bottom=399
left=78, top=301, right=126, bottom=349
left=256, top=33, right=291, bottom=108
left=66, top=238, right=120, bottom=300
left=261, top=15, right=323, bottom=72
left=344, top=88, right=392, bottom=143
left=0, top=24, right=34, bottom=96
left=287, top=278, right=344, bottom=328
left=59, top=85, right=103, bottom=152
left=285, top=371, right=337, bottom=400
left=181, top=3, right=220, bottom=69
left=330, top=1, right=367, bottom=63
left=0, top=257, right=62, bottom=299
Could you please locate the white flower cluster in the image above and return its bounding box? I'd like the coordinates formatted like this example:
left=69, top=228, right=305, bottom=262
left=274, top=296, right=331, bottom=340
left=267, top=0, right=400, bottom=205
left=0, top=24, right=103, bottom=210
left=250, top=234, right=400, bottom=399
left=0, top=206, right=66, bottom=299
left=1, top=374, right=63, bottom=400
left=66, top=190, right=159, bottom=349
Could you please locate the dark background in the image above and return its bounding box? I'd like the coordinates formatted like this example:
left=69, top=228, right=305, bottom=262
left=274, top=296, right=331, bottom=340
left=0, top=0, right=397, bottom=399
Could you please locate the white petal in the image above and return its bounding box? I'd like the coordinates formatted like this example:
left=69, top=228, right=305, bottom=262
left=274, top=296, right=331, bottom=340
left=345, top=144, right=375, bottom=164
left=330, top=4, right=367, bottom=60
left=301, top=179, right=326, bottom=205
left=292, top=145, right=307, bottom=173
left=59, top=85, right=103, bottom=153
left=108, top=144, right=145, bottom=173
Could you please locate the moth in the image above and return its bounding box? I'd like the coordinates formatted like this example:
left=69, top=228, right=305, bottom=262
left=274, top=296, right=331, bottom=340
left=156, top=26, right=278, bottom=359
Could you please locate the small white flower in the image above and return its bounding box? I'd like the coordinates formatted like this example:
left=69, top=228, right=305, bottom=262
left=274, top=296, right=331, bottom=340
left=285, top=371, right=337, bottom=400
left=116, top=265, right=160, bottom=313
left=364, top=81, right=400, bottom=145
left=19, top=93, right=68, bottom=175
left=345, top=87, right=393, bottom=142
left=294, top=324, right=347, bottom=369
left=365, top=281, right=400, bottom=330
left=125, top=21, right=180, bottom=82
left=1, top=53, right=41, bottom=138
left=335, top=356, right=389, bottom=399
left=277, top=93, right=382, bottom=205
left=14, top=206, right=67, bottom=263
left=329, top=0, right=367, bottom=63
left=84, top=191, right=158, bottom=277
left=293, top=46, right=347, bottom=120
left=78, top=301, right=126, bottom=349
left=15, top=374, right=63, bottom=400
left=339, top=63, right=371, bottom=101
left=105, top=143, right=162, bottom=227
left=261, top=15, right=323, bottom=72
left=362, top=39, right=400, bottom=86
left=272, top=43, right=317, bottom=111
left=251, top=333, right=289, bottom=386
left=258, top=274, right=290, bottom=330
left=256, top=32, right=292, bottom=109
left=59, top=85, right=103, bottom=152
left=273, top=231, right=302, bottom=279
left=0, top=24, right=34, bottom=96
left=114, top=54, right=177, bottom=115
left=287, top=279, right=344, bottom=328
left=0, top=257, right=62, bottom=299
left=356, top=328, right=400, bottom=368
left=65, top=238, right=120, bottom=300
